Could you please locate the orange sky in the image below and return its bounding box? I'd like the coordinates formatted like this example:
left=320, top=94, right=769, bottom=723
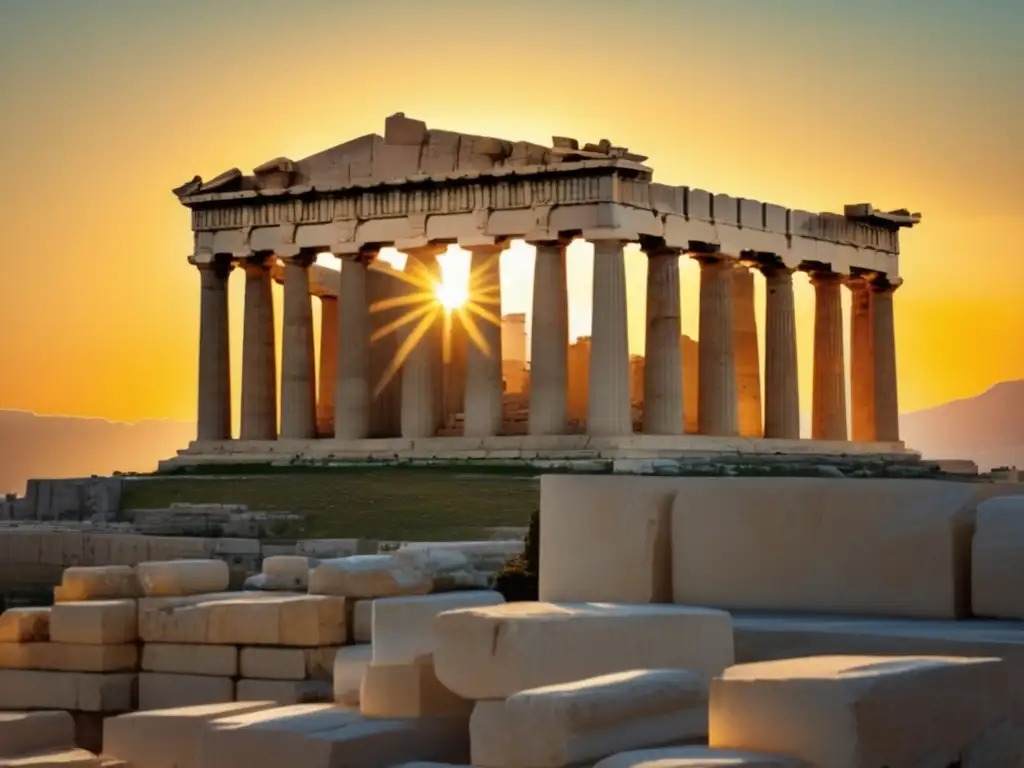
left=1, top=0, right=1021, bottom=431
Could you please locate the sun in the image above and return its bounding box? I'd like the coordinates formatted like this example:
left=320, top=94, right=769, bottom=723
left=434, top=249, right=471, bottom=310
left=434, top=278, right=469, bottom=310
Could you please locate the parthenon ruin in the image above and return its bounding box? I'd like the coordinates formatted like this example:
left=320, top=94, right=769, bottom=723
left=169, top=113, right=920, bottom=466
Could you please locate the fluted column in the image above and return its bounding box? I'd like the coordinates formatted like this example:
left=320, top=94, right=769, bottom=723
left=195, top=257, right=233, bottom=441
left=732, top=266, right=762, bottom=437
left=317, top=295, right=338, bottom=437
left=239, top=256, right=277, bottom=440
left=642, top=244, right=683, bottom=434
left=761, top=264, right=800, bottom=440
left=335, top=254, right=372, bottom=440
left=529, top=241, right=569, bottom=435
left=588, top=240, right=632, bottom=436
left=847, top=277, right=875, bottom=442
left=697, top=257, right=738, bottom=436
left=400, top=246, right=445, bottom=438
left=279, top=251, right=318, bottom=440
left=464, top=243, right=507, bottom=437
left=811, top=271, right=848, bottom=441
left=872, top=278, right=901, bottom=443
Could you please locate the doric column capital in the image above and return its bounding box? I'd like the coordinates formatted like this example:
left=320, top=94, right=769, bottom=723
left=398, top=243, right=448, bottom=262
left=807, top=269, right=842, bottom=288
left=191, top=252, right=234, bottom=279
left=338, top=245, right=380, bottom=265
left=639, top=237, right=681, bottom=259
left=870, top=276, right=903, bottom=295
left=694, top=254, right=734, bottom=272
left=526, top=237, right=574, bottom=249
left=278, top=248, right=317, bottom=268
left=240, top=252, right=275, bottom=276
left=462, top=240, right=510, bottom=255
left=842, top=274, right=872, bottom=292
left=758, top=261, right=796, bottom=282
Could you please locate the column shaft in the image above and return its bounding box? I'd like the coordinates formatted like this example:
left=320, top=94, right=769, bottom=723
left=464, top=244, right=505, bottom=437
left=367, top=265, right=402, bottom=437
left=280, top=254, right=318, bottom=439
left=336, top=257, right=370, bottom=439
left=196, top=260, right=233, bottom=441
left=811, top=272, right=848, bottom=441
left=529, top=242, right=569, bottom=435
left=317, top=295, right=339, bottom=437
left=848, top=278, right=875, bottom=442
left=697, top=257, right=738, bottom=436
left=588, top=241, right=632, bottom=436
left=762, top=266, right=800, bottom=439
left=400, top=249, right=443, bottom=438
left=732, top=266, right=763, bottom=437
left=240, top=259, right=277, bottom=440
left=872, top=281, right=901, bottom=443
left=642, top=247, right=683, bottom=434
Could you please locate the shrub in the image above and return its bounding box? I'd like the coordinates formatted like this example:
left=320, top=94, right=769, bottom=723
left=493, top=508, right=539, bottom=602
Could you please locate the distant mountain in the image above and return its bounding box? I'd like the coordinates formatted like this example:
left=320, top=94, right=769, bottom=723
left=900, top=380, right=1024, bottom=470
left=0, top=410, right=193, bottom=495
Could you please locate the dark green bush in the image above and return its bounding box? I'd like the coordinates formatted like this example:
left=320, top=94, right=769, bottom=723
left=493, top=508, right=539, bottom=602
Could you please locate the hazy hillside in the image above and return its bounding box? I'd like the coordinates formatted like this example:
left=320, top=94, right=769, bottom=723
left=0, top=410, right=193, bottom=495
left=900, top=380, right=1024, bottom=470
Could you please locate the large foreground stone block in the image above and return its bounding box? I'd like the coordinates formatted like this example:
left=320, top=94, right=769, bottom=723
left=141, top=643, right=238, bottom=677
left=972, top=495, right=1024, bottom=619
left=373, top=591, right=504, bottom=664
left=0, top=643, right=137, bottom=673
left=539, top=475, right=674, bottom=603
left=334, top=645, right=372, bottom=706
left=197, top=705, right=469, bottom=768
left=0, top=608, right=50, bottom=643
left=594, top=747, right=801, bottom=768
left=672, top=478, right=982, bottom=618
left=56, top=566, right=139, bottom=602
left=434, top=602, right=733, bottom=700
left=0, top=746, right=102, bottom=767
left=710, top=655, right=1011, bottom=767
left=471, top=669, right=707, bottom=768
left=136, top=560, right=229, bottom=597
left=235, top=679, right=333, bottom=704
left=0, top=671, right=136, bottom=712
left=361, top=657, right=471, bottom=718
left=102, top=701, right=274, bottom=768
left=49, top=601, right=136, bottom=645
left=0, top=712, right=74, bottom=758
left=353, top=600, right=372, bottom=642
left=239, top=647, right=338, bottom=680
left=138, top=673, right=234, bottom=710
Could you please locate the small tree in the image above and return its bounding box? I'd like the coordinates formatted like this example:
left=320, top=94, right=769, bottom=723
left=493, top=509, right=539, bottom=602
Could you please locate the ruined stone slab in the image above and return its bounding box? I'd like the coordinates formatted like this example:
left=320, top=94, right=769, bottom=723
left=709, top=655, right=1011, bottom=768
left=0, top=712, right=74, bottom=758
left=373, top=591, right=504, bottom=665
left=434, top=602, right=733, bottom=700
left=0, top=747, right=102, bottom=767
left=138, top=673, right=234, bottom=710
left=141, top=643, right=238, bottom=677
left=49, top=601, right=136, bottom=645
left=137, top=592, right=276, bottom=643
left=361, top=657, right=471, bottom=719
left=0, top=643, right=137, bottom=673
left=101, top=701, right=275, bottom=768
left=260, top=555, right=311, bottom=591
left=57, top=566, right=139, bottom=602
left=308, top=554, right=434, bottom=598
left=593, top=747, right=801, bottom=768
left=135, top=560, right=229, bottom=597
left=972, top=495, right=1024, bottom=619
left=0, top=608, right=50, bottom=643
left=671, top=478, right=982, bottom=618
left=539, top=475, right=673, bottom=603
left=238, top=646, right=338, bottom=681
left=471, top=669, right=707, bottom=768
left=197, top=705, right=469, bottom=768
left=334, top=644, right=372, bottom=706
left=235, top=679, right=333, bottom=704
left=0, top=671, right=136, bottom=712
left=206, top=595, right=348, bottom=646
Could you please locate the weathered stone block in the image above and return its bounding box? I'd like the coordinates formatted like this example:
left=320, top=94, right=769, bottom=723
left=49, top=600, right=137, bottom=645
left=136, top=559, right=229, bottom=597
left=0, top=642, right=137, bottom=672
left=361, top=657, right=471, bottom=719
left=239, top=646, right=338, bottom=681
left=261, top=555, right=310, bottom=590
left=593, top=747, right=801, bottom=768
left=57, top=566, right=139, bottom=601
left=0, top=711, right=74, bottom=758
left=972, top=495, right=1024, bottom=619
left=235, top=678, right=333, bottom=704
left=471, top=669, right=707, bottom=768
left=353, top=599, right=372, bottom=643
left=0, top=670, right=136, bottom=712
left=0, top=608, right=50, bottom=643
left=308, top=554, right=433, bottom=598
left=206, top=595, right=348, bottom=647
left=709, top=655, right=1011, bottom=767
left=138, top=672, right=234, bottom=710
left=373, top=591, right=503, bottom=665
left=0, top=746, right=102, bottom=766
left=434, top=602, right=733, bottom=700
left=141, top=643, right=238, bottom=677
left=334, top=644, right=372, bottom=706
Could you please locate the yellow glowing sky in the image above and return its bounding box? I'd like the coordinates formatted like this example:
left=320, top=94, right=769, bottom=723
left=0, top=0, right=1021, bottom=428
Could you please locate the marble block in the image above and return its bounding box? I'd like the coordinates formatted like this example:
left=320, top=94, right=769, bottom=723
left=136, top=560, right=229, bottom=597
left=0, top=608, right=50, bottom=643
left=49, top=601, right=137, bottom=645
left=972, top=495, right=1024, bottom=619
left=0, top=712, right=74, bottom=758
left=56, top=566, right=139, bottom=602
left=333, top=644, right=372, bottom=707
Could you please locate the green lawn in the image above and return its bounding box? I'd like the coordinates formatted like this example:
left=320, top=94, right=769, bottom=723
left=120, top=467, right=539, bottom=541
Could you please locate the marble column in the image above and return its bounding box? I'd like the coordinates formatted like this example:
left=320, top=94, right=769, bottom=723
left=239, top=256, right=277, bottom=441
left=588, top=240, right=632, bottom=436
left=367, top=265, right=402, bottom=437
left=279, top=251, right=318, bottom=440
left=317, top=295, right=338, bottom=437
left=761, top=265, right=800, bottom=440
left=642, top=244, right=683, bottom=434
left=697, top=257, right=738, bottom=436
left=529, top=241, right=569, bottom=435
left=732, top=266, right=763, bottom=437
left=847, top=277, right=875, bottom=442
left=811, top=271, right=848, bottom=441
left=335, top=254, right=371, bottom=440
left=196, top=257, right=233, bottom=441
left=464, top=243, right=506, bottom=437
left=871, top=279, right=901, bottom=443
left=400, top=247, right=444, bottom=438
